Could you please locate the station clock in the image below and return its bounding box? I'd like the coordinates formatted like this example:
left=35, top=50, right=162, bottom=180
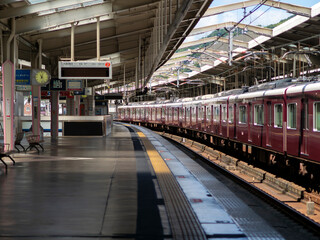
left=31, top=69, right=51, bottom=85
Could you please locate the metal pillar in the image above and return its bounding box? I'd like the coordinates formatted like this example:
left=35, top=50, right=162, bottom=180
left=96, top=17, right=100, bottom=61
left=71, top=23, right=75, bottom=61
left=74, top=95, right=80, bottom=116
left=50, top=91, right=59, bottom=139
left=32, top=39, right=42, bottom=136
left=66, top=97, right=74, bottom=115
left=2, top=19, right=16, bottom=150
left=88, top=92, right=95, bottom=116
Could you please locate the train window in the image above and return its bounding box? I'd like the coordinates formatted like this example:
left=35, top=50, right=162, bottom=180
left=198, top=106, right=203, bottom=121
left=287, top=103, right=297, bottom=129
left=169, top=107, right=172, bottom=121
left=222, top=106, right=227, bottom=122
left=274, top=104, right=283, bottom=128
left=186, top=108, right=190, bottom=121
left=214, top=106, right=220, bottom=122
left=254, top=105, right=264, bottom=125
left=239, top=105, right=247, bottom=124
left=174, top=108, right=178, bottom=121
left=314, top=102, right=320, bottom=131
left=207, top=106, right=212, bottom=121
left=157, top=108, right=161, bottom=119
left=229, top=106, right=234, bottom=123
left=179, top=108, right=183, bottom=121
left=192, top=107, right=197, bottom=122
left=162, top=108, right=165, bottom=118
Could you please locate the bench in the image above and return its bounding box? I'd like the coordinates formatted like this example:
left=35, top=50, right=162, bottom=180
left=26, top=134, right=44, bottom=153
left=0, top=143, right=16, bottom=173
left=15, top=132, right=26, bottom=153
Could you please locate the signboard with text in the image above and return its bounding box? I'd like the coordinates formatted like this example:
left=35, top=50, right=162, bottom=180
left=16, top=69, right=31, bottom=85
left=50, top=78, right=66, bottom=91
left=58, top=61, right=112, bottom=79
left=66, top=80, right=82, bottom=91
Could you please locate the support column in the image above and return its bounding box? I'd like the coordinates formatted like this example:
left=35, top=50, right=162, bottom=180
left=50, top=91, right=59, bottom=139
left=2, top=18, right=16, bottom=150
left=74, top=95, right=80, bottom=116
left=88, top=90, right=95, bottom=116
left=66, top=97, right=74, bottom=115
left=32, top=39, right=42, bottom=136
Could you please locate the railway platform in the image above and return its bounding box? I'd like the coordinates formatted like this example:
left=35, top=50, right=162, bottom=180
left=0, top=123, right=291, bottom=239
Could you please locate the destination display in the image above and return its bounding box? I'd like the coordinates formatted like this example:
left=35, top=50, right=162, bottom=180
left=58, top=61, right=112, bottom=79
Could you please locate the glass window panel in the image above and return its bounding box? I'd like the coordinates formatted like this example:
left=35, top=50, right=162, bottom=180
left=314, top=102, right=320, bottom=131
left=229, top=106, right=234, bottom=123
left=274, top=104, right=283, bottom=128
left=239, top=106, right=247, bottom=124
left=207, top=106, right=211, bottom=121
left=287, top=103, right=297, bottom=129
left=214, top=106, right=220, bottom=121
left=222, top=106, right=227, bottom=121
left=254, top=105, right=264, bottom=125
left=174, top=108, right=178, bottom=121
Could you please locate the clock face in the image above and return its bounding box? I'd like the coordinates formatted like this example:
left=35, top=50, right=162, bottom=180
left=35, top=70, right=49, bottom=84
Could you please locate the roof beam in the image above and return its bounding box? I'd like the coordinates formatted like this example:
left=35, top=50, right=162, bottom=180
left=179, top=36, right=249, bottom=49
left=190, top=22, right=272, bottom=37
left=170, top=50, right=193, bottom=59
left=16, top=2, right=113, bottom=35
left=0, top=0, right=97, bottom=19
left=203, top=0, right=311, bottom=18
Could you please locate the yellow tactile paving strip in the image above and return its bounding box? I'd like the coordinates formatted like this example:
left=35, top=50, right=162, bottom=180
left=135, top=130, right=206, bottom=240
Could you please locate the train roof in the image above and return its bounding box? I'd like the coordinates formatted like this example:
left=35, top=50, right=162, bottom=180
left=119, top=78, right=320, bottom=107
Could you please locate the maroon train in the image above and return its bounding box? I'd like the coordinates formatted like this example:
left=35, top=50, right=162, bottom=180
left=118, top=79, right=320, bottom=186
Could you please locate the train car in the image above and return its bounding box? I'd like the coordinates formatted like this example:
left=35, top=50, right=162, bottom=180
left=118, top=80, right=320, bottom=165
left=181, top=98, right=194, bottom=129
left=165, top=102, right=182, bottom=127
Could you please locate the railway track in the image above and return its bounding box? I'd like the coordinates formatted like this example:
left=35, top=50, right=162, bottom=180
left=157, top=131, right=320, bottom=236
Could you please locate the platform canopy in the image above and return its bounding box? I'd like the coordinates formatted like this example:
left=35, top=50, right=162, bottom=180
left=0, top=0, right=212, bottom=96
left=149, top=0, right=320, bottom=99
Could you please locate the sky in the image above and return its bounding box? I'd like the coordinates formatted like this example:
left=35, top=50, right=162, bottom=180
left=186, top=0, right=320, bottom=41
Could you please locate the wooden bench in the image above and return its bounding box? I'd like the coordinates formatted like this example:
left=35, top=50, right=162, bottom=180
left=15, top=132, right=26, bottom=153
left=26, top=134, right=44, bottom=153
left=0, top=143, right=16, bottom=173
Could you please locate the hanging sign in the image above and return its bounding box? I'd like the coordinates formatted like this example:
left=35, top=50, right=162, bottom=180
left=58, top=61, right=112, bottom=79
left=16, top=69, right=31, bottom=85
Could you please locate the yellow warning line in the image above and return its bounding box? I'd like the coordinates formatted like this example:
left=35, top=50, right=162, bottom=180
left=137, top=131, right=171, bottom=175
left=133, top=128, right=206, bottom=239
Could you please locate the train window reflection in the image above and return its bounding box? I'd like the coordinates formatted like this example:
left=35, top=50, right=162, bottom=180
left=207, top=106, right=211, bottom=121
left=239, top=105, right=247, bottom=124
left=222, top=106, right=227, bottom=122
left=229, top=106, right=234, bottom=123
left=254, top=104, right=264, bottom=126
left=214, top=106, right=220, bottom=122
left=314, top=102, right=320, bottom=131
left=287, top=103, right=297, bottom=129
left=274, top=104, right=283, bottom=128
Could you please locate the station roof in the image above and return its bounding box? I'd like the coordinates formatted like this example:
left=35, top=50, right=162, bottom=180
left=151, top=0, right=320, bottom=97
left=0, top=0, right=212, bottom=93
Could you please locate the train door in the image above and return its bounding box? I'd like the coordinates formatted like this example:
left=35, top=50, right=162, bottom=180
left=266, top=101, right=272, bottom=146
left=300, top=99, right=309, bottom=155
left=248, top=103, right=252, bottom=142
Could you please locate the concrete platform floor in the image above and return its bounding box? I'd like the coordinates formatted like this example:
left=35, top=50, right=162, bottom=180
left=0, top=124, right=167, bottom=240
